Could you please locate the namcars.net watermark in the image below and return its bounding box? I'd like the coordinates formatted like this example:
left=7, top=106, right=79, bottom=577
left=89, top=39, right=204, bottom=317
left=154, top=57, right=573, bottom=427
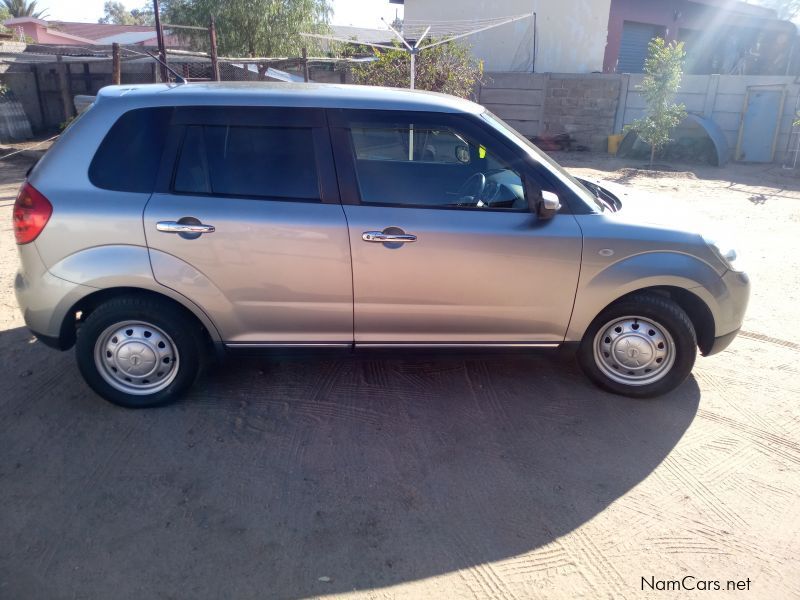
left=642, top=576, right=752, bottom=592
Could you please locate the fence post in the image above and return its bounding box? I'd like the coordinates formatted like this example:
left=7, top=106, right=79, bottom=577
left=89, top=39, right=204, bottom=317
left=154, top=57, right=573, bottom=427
left=152, top=0, right=169, bottom=82
left=703, top=74, right=720, bottom=119
left=112, top=43, right=121, bottom=85
left=302, top=47, right=309, bottom=82
left=209, top=16, right=220, bottom=81
left=30, top=64, right=45, bottom=129
left=55, top=55, right=74, bottom=122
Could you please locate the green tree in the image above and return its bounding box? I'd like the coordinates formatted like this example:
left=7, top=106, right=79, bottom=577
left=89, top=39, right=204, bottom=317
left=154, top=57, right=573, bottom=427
left=99, top=1, right=154, bottom=25
left=627, top=38, right=687, bottom=168
left=2, top=0, right=47, bottom=19
left=352, top=39, right=483, bottom=99
left=162, top=0, right=330, bottom=57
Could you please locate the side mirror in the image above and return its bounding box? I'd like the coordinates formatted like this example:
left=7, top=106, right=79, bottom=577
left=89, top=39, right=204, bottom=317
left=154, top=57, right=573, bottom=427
left=539, top=191, right=561, bottom=219
left=525, top=177, right=560, bottom=220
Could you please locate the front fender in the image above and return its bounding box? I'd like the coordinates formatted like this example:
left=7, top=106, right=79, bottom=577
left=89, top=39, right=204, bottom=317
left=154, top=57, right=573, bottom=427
left=566, top=251, right=728, bottom=341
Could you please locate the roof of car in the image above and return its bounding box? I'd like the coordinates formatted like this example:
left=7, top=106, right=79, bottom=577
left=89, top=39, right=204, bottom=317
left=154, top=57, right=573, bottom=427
left=96, top=82, right=484, bottom=114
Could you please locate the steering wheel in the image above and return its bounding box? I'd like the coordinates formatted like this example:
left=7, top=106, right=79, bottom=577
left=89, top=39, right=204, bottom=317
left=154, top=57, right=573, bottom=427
left=456, top=172, right=486, bottom=203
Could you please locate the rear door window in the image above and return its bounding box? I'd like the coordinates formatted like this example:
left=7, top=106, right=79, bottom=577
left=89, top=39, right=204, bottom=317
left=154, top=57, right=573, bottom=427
left=173, top=125, right=319, bottom=201
left=89, top=107, right=172, bottom=193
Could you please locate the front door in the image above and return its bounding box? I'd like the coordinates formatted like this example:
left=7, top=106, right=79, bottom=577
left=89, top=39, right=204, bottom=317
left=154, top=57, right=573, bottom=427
left=144, top=107, right=353, bottom=345
left=330, top=109, right=583, bottom=345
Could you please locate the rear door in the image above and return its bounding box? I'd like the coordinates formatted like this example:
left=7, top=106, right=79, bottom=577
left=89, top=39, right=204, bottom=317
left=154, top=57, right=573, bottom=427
left=144, top=106, right=353, bottom=346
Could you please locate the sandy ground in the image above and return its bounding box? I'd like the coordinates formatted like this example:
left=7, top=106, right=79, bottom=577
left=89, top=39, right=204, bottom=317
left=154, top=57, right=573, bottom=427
left=0, top=155, right=798, bottom=599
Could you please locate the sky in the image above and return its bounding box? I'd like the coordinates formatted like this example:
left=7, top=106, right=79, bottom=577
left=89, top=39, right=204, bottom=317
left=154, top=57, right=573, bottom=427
left=31, top=0, right=404, bottom=28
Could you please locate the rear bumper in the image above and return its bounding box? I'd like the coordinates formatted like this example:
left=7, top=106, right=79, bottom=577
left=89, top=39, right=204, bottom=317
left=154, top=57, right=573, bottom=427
left=14, top=244, right=86, bottom=349
left=28, top=328, right=69, bottom=350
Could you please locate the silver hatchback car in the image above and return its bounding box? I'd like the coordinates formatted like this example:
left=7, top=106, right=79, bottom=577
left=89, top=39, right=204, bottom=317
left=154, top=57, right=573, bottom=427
left=13, top=82, right=749, bottom=407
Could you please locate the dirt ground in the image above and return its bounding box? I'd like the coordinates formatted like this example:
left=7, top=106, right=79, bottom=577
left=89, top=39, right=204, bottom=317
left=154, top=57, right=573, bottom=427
left=0, top=155, right=798, bottom=600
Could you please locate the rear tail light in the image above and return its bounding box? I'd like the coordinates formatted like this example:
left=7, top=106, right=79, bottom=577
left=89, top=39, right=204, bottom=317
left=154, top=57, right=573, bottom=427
left=13, top=182, right=52, bottom=244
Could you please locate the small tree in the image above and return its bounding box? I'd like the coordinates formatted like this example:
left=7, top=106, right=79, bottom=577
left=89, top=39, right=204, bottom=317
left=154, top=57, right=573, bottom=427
left=2, top=0, right=47, bottom=18
left=162, top=0, right=330, bottom=57
left=99, top=1, right=153, bottom=25
left=352, top=39, right=483, bottom=99
left=627, top=38, right=687, bottom=168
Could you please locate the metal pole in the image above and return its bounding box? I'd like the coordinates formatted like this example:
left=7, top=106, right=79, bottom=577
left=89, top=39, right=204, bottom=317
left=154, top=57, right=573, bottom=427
left=209, top=16, right=220, bottom=81
left=152, top=0, right=169, bottom=82
left=112, top=42, right=121, bottom=84
left=410, top=49, right=415, bottom=89
left=302, top=47, right=310, bottom=82
left=531, top=12, right=537, bottom=73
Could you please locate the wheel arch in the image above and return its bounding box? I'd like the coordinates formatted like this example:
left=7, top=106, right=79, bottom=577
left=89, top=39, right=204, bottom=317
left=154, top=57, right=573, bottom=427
left=55, top=287, right=223, bottom=358
left=584, top=286, right=716, bottom=356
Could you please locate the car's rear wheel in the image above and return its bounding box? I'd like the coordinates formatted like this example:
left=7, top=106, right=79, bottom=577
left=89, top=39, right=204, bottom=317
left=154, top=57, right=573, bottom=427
left=76, top=296, right=205, bottom=408
left=577, top=294, right=697, bottom=398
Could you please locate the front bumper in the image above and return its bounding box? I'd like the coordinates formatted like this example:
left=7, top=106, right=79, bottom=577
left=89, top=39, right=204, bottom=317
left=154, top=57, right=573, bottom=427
left=701, top=268, right=750, bottom=356
left=705, top=328, right=741, bottom=356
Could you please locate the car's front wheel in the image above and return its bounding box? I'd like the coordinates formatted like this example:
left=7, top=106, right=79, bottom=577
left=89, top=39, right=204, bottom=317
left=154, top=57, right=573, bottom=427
left=75, top=296, right=205, bottom=408
left=577, top=294, right=697, bottom=398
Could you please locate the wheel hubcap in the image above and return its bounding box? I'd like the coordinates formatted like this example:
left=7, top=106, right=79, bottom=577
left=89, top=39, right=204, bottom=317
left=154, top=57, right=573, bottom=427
left=593, top=316, right=675, bottom=386
left=94, top=321, right=179, bottom=395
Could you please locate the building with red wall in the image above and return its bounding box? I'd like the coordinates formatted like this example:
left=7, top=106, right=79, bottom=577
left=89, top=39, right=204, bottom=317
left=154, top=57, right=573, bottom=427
left=2, top=17, right=184, bottom=48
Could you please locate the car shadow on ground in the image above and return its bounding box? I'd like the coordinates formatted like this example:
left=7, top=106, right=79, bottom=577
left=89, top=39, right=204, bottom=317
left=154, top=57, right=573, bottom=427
left=0, top=327, right=700, bottom=599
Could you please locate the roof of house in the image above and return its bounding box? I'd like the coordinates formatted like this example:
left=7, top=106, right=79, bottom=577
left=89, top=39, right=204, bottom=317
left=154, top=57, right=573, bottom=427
left=2, top=17, right=172, bottom=45
left=692, top=0, right=777, bottom=18
left=95, top=31, right=160, bottom=45
left=46, top=21, right=157, bottom=41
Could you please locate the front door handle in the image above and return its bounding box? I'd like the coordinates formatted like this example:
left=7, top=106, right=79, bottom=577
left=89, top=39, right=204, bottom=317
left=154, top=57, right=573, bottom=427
left=157, top=220, right=215, bottom=234
left=362, top=231, right=417, bottom=243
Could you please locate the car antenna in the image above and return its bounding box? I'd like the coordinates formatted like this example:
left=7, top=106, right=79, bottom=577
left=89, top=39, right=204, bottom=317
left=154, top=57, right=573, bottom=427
left=123, top=48, right=187, bottom=84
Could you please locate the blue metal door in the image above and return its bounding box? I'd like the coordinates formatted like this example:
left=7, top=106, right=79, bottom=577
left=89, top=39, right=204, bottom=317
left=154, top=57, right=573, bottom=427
left=737, top=88, right=786, bottom=162
left=617, top=22, right=665, bottom=73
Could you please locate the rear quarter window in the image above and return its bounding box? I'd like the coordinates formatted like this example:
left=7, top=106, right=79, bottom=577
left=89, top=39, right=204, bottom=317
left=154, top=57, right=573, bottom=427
left=89, top=107, right=172, bottom=193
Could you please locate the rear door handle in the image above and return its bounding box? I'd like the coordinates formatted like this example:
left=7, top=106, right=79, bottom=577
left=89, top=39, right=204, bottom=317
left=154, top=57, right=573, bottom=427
left=156, top=221, right=215, bottom=234
left=362, top=231, right=417, bottom=243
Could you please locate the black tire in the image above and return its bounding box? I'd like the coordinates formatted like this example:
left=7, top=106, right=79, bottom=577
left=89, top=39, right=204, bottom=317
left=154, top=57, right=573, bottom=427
left=75, top=295, right=206, bottom=408
left=577, top=293, right=697, bottom=398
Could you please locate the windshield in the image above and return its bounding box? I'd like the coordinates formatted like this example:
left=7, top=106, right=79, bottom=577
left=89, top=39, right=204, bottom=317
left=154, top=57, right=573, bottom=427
left=480, top=110, right=603, bottom=213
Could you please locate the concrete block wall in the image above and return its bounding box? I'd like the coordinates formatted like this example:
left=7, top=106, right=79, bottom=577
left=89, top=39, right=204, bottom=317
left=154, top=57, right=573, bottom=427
left=542, top=74, right=621, bottom=151
left=620, top=74, right=800, bottom=162
left=480, top=71, right=800, bottom=162
left=478, top=73, right=547, bottom=137
left=0, top=70, right=42, bottom=131
left=479, top=72, right=622, bottom=151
